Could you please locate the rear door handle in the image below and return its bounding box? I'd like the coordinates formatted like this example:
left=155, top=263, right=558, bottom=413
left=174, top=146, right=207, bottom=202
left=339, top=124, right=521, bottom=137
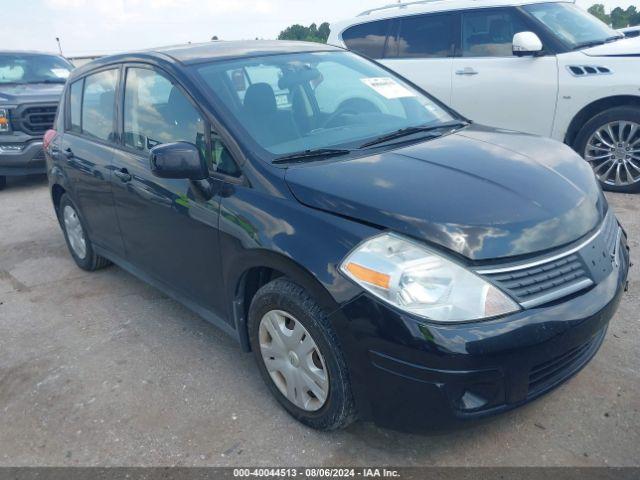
left=114, top=168, right=132, bottom=183
left=455, top=67, right=479, bottom=76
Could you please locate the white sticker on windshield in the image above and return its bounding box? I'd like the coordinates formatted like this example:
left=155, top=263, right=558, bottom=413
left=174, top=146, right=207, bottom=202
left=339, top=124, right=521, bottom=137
left=51, top=69, right=70, bottom=79
left=360, top=77, right=415, bottom=99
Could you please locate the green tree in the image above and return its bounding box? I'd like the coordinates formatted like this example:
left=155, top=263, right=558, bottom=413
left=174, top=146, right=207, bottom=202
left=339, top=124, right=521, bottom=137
left=610, top=6, right=629, bottom=28
left=278, top=22, right=331, bottom=43
left=588, top=4, right=610, bottom=24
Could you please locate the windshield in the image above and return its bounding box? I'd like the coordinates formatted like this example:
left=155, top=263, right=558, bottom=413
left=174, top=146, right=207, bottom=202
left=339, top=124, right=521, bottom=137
left=194, top=51, right=456, bottom=160
left=524, top=2, right=622, bottom=49
left=0, top=53, right=73, bottom=85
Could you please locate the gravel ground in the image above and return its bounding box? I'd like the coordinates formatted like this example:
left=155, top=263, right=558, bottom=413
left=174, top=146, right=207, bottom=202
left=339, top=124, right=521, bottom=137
left=0, top=174, right=638, bottom=467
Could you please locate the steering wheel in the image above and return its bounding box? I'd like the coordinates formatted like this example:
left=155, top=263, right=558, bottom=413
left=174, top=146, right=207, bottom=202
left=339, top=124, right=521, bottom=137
left=320, top=98, right=382, bottom=129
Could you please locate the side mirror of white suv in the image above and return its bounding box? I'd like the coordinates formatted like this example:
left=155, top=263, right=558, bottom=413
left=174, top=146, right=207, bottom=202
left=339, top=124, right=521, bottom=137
left=513, top=32, right=543, bottom=56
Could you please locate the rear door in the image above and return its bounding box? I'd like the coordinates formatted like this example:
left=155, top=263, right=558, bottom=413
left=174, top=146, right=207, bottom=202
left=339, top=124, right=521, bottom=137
left=381, top=12, right=457, bottom=105
left=60, top=67, right=125, bottom=256
left=110, top=64, right=231, bottom=319
left=450, top=7, right=558, bottom=136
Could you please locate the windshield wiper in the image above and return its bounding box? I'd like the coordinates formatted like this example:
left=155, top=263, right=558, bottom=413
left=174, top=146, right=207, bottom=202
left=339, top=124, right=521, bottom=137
left=272, top=148, right=353, bottom=164
left=359, top=120, right=469, bottom=149
left=24, top=79, right=66, bottom=84
left=572, top=35, right=624, bottom=51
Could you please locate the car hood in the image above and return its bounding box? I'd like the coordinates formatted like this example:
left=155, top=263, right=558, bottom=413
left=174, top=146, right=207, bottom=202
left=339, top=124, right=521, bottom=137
left=285, top=125, right=606, bottom=261
left=0, top=83, right=64, bottom=104
left=581, top=36, right=640, bottom=56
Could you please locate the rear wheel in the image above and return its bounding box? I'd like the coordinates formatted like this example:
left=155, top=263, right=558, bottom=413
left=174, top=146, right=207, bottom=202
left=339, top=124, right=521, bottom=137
left=248, top=278, right=357, bottom=430
left=58, top=194, right=111, bottom=271
left=575, top=106, right=640, bottom=193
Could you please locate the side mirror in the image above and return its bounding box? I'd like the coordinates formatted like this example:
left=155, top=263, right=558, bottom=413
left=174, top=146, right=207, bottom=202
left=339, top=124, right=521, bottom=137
left=149, top=142, right=208, bottom=181
left=512, top=31, right=543, bottom=56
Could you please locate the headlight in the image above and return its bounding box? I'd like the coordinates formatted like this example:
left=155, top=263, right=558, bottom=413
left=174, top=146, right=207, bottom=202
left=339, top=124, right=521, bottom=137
left=0, top=108, right=10, bottom=133
left=340, top=233, right=520, bottom=323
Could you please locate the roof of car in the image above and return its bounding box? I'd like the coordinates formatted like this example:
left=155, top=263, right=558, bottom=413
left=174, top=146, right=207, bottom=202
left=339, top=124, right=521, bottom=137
left=331, top=0, right=572, bottom=34
left=72, top=40, right=343, bottom=75
left=152, top=40, right=343, bottom=63
left=0, top=50, right=63, bottom=56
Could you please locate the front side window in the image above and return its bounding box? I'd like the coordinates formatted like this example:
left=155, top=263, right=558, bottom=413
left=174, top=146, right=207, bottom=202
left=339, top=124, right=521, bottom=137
left=462, top=9, right=529, bottom=57
left=123, top=67, right=205, bottom=153
left=524, top=2, right=622, bottom=50
left=342, top=20, right=392, bottom=59
left=81, top=69, right=118, bottom=141
left=0, top=53, right=72, bottom=85
left=194, top=51, right=455, bottom=160
left=388, top=13, right=455, bottom=58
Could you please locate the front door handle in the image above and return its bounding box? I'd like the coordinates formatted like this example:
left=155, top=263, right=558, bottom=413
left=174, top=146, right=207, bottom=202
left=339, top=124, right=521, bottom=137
left=114, top=168, right=132, bottom=183
left=455, top=67, right=479, bottom=76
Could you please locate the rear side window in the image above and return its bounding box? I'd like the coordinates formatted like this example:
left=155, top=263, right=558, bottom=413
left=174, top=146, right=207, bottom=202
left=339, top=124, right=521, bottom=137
left=462, top=8, right=529, bottom=57
left=81, top=69, right=118, bottom=141
left=342, top=20, right=391, bottom=59
left=68, top=79, right=83, bottom=133
left=123, top=67, right=205, bottom=153
left=389, top=13, right=455, bottom=58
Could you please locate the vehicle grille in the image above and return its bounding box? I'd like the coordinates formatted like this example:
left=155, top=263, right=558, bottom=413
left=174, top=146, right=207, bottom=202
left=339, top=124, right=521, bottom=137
left=17, top=105, right=57, bottom=135
left=476, top=211, right=621, bottom=309
left=482, top=255, right=592, bottom=308
left=528, top=329, right=604, bottom=395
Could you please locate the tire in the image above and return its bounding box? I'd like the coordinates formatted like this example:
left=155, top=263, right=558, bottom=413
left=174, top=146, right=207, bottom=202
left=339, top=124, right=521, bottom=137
left=574, top=106, right=640, bottom=193
left=0, top=176, right=6, bottom=190
left=248, top=278, right=357, bottom=430
left=58, top=194, right=111, bottom=271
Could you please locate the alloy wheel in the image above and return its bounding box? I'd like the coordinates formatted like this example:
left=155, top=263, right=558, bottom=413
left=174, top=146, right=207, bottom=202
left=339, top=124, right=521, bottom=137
left=585, top=120, right=640, bottom=186
left=258, top=309, right=329, bottom=411
left=63, top=205, right=87, bottom=260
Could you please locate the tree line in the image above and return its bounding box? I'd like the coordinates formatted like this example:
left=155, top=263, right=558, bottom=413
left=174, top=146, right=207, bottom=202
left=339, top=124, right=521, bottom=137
left=588, top=4, right=640, bottom=28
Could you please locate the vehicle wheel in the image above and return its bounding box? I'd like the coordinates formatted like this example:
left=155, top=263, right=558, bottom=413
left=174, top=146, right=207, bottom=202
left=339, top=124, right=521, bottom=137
left=58, top=194, right=111, bottom=271
left=0, top=176, right=6, bottom=190
left=575, top=106, right=640, bottom=193
left=248, top=278, right=357, bottom=430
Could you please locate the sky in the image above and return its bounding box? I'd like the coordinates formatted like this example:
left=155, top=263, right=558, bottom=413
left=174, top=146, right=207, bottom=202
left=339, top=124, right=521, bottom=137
left=3, top=0, right=638, bottom=57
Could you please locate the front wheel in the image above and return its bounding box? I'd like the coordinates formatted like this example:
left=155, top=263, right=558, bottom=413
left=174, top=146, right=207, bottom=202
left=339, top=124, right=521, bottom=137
left=248, top=278, right=357, bottom=430
left=574, top=106, right=640, bottom=193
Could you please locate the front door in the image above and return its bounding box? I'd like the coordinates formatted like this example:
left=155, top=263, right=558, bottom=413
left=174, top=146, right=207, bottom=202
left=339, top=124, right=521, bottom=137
left=110, top=65, right=226, bottom=318
left=450, top=8, right=559, bottom=137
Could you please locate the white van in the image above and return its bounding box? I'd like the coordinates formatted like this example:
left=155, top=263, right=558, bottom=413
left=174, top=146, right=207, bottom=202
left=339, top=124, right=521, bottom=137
left=329, top=0, right=640, bottom=192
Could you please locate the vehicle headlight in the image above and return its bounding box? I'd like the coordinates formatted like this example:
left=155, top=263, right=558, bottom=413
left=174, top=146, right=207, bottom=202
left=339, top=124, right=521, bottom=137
left=0, top=108, right=10, bottom=133
left=340, top=233, right=520, bottom=323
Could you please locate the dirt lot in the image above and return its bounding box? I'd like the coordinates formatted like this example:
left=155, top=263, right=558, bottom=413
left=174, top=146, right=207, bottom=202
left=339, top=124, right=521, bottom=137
left=0, top=175, right=638, bottom=467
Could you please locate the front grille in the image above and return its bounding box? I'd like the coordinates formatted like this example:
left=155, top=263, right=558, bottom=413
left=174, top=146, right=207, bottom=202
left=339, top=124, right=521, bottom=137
left=477, top=211, right=621, bottom=309
left=484, top=254, right=591, bottom=307
left=18, top=105, right=57, bottom=135
left=528, top=330, right=604, bottom=395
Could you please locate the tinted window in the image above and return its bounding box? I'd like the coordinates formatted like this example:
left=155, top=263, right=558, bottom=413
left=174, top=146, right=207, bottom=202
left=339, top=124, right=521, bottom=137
left=389, top=13, right=454, bottom=58
left=462, top=9, right=529, bottom=57
left=68, top=79, right=83, bottom=133
left=123, top=67, right=205, bottom=153
left=81, top=69, right=118, bottom=141
left=342, top=20, right=391, bottom=59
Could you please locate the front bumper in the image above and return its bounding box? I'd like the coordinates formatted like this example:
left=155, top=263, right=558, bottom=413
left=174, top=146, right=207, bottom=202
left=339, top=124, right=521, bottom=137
left=0, top=139, right=46, bottom=176
left=330, top=234, right=630, bottom=431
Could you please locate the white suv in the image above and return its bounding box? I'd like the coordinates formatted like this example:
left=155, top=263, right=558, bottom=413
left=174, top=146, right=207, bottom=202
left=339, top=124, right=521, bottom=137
left=329, top=0, right=640, bottom=192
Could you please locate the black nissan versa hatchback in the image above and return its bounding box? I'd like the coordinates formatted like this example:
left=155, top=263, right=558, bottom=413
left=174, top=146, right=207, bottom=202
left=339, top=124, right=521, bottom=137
left=44, top=40, right=630, bottom=431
